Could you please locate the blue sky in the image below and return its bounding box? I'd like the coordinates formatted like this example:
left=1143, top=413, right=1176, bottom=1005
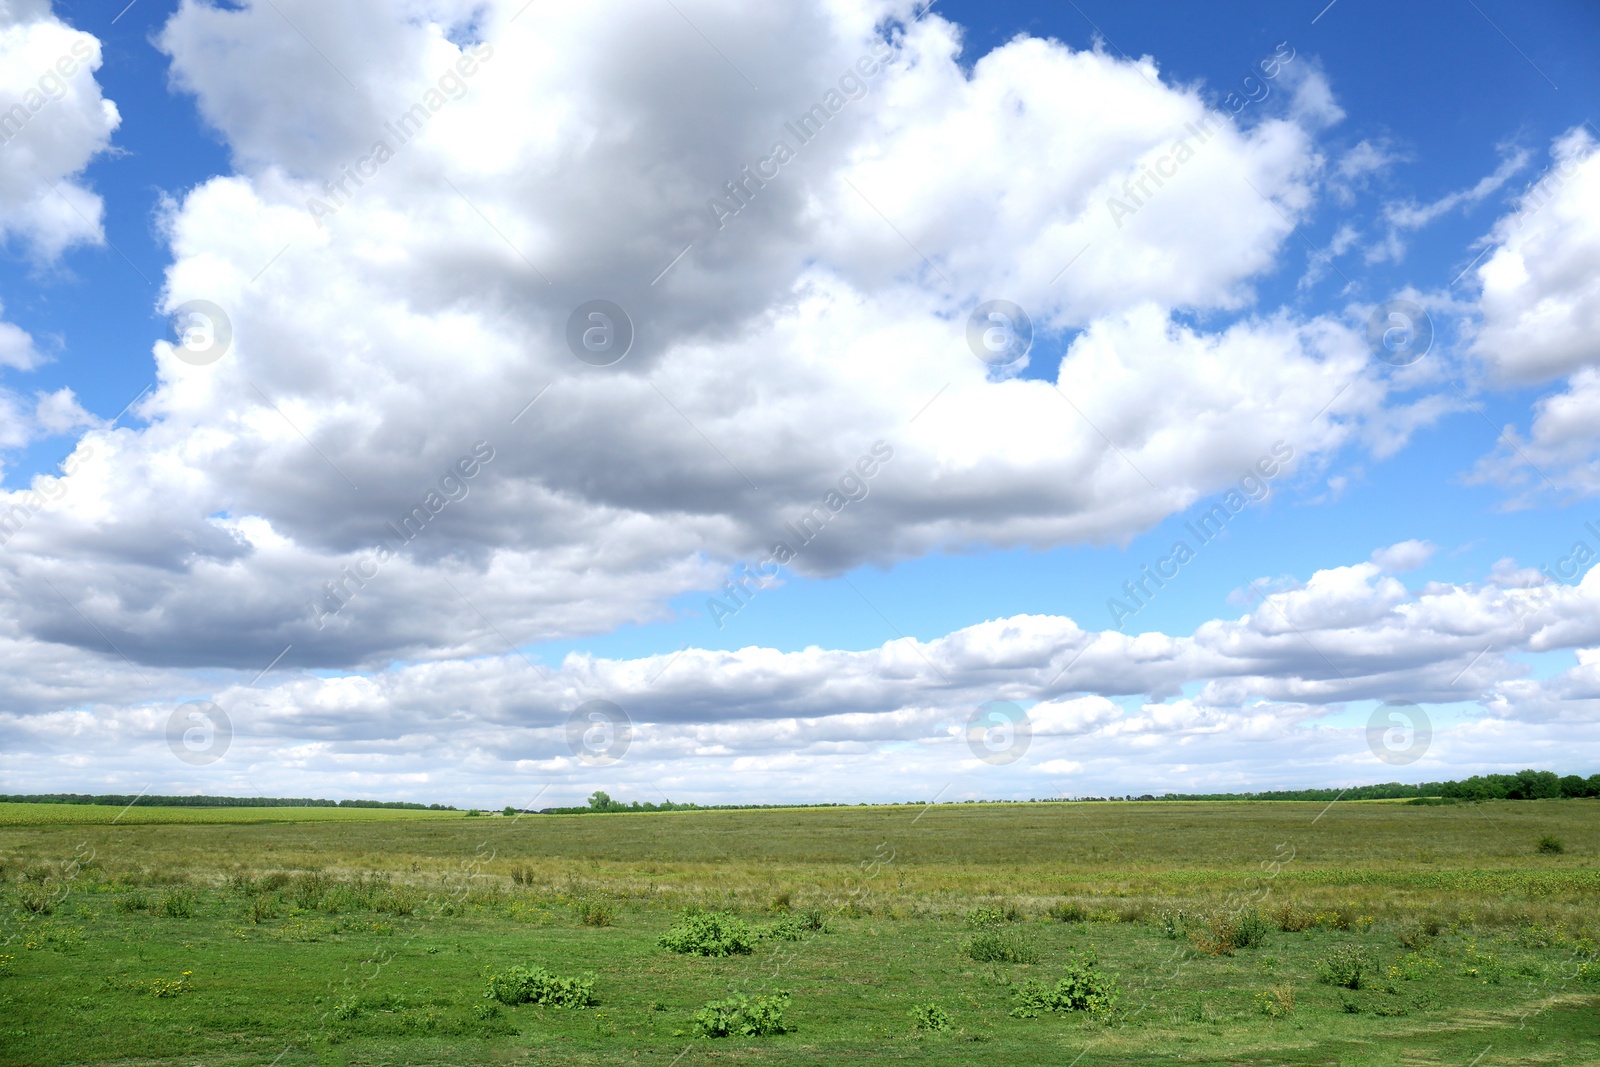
left=1, top=0, right=1598, bottom=805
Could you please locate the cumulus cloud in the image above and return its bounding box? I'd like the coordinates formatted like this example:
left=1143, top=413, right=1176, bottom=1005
left=9, top=0, right=1580, bottom=804
left=1371, top=539, right=1435, bottom=573
left=0, top=314, right=41, bottom=370
left=0, top=0, right=119, bottom=259
left=1464, top=127, right=1600, bottom=499
left=0, top=0, right=1426, bottom=676
left=1471, top=127, right=1600, bottom=385
left=3, top=549, right=1599, bottom=803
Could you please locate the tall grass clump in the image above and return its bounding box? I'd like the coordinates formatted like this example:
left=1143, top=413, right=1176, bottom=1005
left=964, top=929, right=1038, bottom=964
left=1190, top=907, right=1270, bottom=955
left=1317, top=944, right=1368, bottom=989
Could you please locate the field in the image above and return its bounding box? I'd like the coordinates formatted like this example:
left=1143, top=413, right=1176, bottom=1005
left=1, top=799, right=1597, bottom=1066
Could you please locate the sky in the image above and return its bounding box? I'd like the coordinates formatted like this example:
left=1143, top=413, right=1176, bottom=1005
left=1, top=0, right=1598, bottom=808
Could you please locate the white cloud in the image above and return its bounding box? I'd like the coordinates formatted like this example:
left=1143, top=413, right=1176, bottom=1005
left=1368, top=146, right=1530, bottom=264
left=1471, top=128, right=1600, bottom=385
left=3, top=549, right=1598, bottom=802
left=1371, top=539, right=1435, bottom=573
left=1384, top=146, right=1529, bottom=232
left=0, top=0, right=119, bottom=259
left=0, top=0, right=1428, bottom=675
left=9, top=0, right=1581, bottom=803
left=0, top=313, right=41, bottom=370
left=1464, top=128, right=1600, bottom=499
left=1328, top=138, right=1403, bottom=205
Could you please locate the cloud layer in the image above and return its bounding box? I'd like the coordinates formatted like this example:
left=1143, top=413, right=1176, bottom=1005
left=2, top=2, right=1598, bottom=803
left=5, top=546, right=1599, bottom=804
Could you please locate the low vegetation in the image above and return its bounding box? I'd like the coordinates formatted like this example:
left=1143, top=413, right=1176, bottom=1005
left=691, top=991, right=791, bottom=1037
left=0, top=798, right=1595, bottom=1064
left=657, top=910, right=755, bottom=956
left=484, top=965, right=597, bottom=1007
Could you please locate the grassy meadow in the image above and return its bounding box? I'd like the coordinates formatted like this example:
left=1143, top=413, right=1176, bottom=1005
left=1, top=798, right=1597, bottom=1065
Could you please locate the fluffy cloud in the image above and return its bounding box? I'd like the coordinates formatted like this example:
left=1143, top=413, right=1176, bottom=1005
left=1472, top=128, right=1600, bottom=385
left=1371, top=539, right=1435, bottom=573
left=0, top=0, right=1419, bottom=675
left=1465, top=128, right=1600, bottom=498
left=16, top=1, right=1584, bottom=805
left=3, top=548, right=1599, bottom=803
left=0, top=0, right=118, bottom=259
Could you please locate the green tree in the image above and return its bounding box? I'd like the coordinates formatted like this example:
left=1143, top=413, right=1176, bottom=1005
left=588, top=790, right=613, bottom=811
left=1512, top=770, right=1561, bottom=800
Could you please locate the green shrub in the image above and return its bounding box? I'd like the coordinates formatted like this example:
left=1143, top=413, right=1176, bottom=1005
left=964, top=902, right=1019, bottom=927
left=908, top=1002, right=952, bottom=1032
left=290, top=872, right=329, bottom=912
left=1272, top=901, right=1313, bottom=932
left=159, top=889, right=195, bottom=918
left=1009, top=950, right=1119, bottom=1017
left=485, top=965, right=596, bottom=1007
left=1398, top=918, right=1443, bottom=950
left=1189, top=907, right=1268, bottom=955
left=764, top=915, right=808, bottom=941
left=1235, top=908, right=1270, bottom=948
left=658, top=911, right=755, bottom=957
left=964, top=929, right=1038, bottom=964
left=1156, top=908, right=1186, bottom=939
left=1255, top=982, right=1295, bottom=1017
left=794, top=908, right=827, bottom=932
left=115, top=890, right=150, bottom=914
left=1461, top=941, right=1503, bottom=983
left=1537, top=836, right=1565, bottom=854
left=1049, top=900, right=1090, bottom=924
left=574, top=899, right=617, bottom=927
left=16, top=881, right=55, bottom=915
left=1317, top=944, right=1367, bottom=989
left=691, top=992, right=790, bottom=1037
left=373, top=886, right=416, bottom=916
left=248, top=894, right=279, bottom=924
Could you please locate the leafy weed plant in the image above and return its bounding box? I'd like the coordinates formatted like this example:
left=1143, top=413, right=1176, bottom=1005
left=658, top=910, right=755, bottom=957
left=691, top=992, right=791, bottom=1038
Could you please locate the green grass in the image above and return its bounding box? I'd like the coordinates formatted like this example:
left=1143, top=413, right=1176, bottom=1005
left=1, top=799, right=1597, bottom=1065
left=0, top=802, right=460, bottom=827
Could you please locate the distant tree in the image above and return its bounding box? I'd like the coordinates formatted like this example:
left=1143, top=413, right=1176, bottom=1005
left=588, top=790, right=613, bottom=811
left=1511, top=770, right=1562, bottom=800
left=503, top=805, right=516, bottom=816
left=1559, top=775, right=1588, bottom=799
